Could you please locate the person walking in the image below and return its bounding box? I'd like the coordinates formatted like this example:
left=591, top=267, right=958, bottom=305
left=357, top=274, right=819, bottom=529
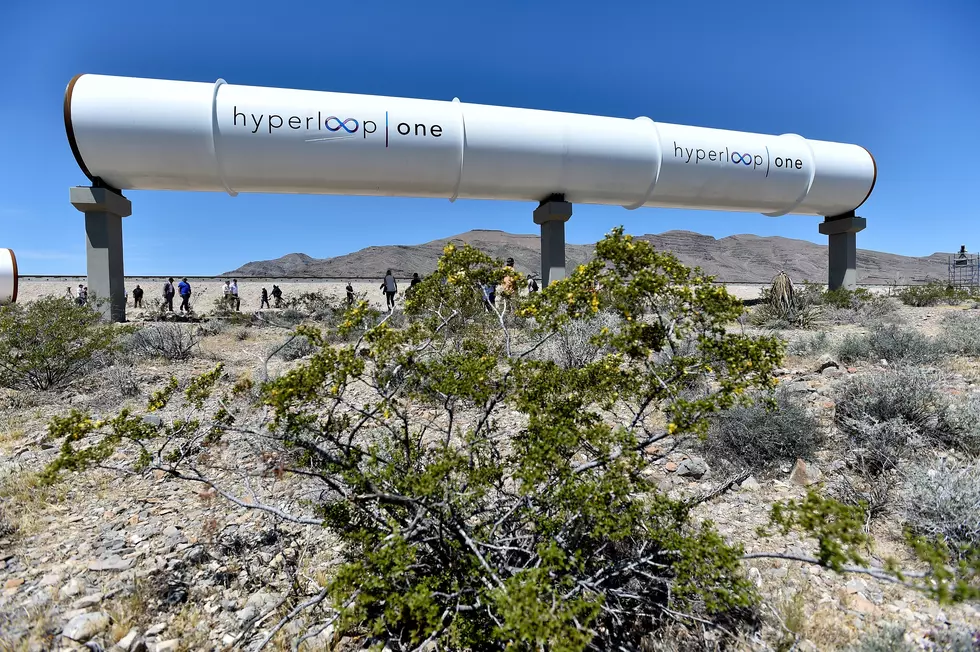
left=260, top=287, right=270, bottom=309
left=229, top=279, right=240, bottom=311
left=222, top=280, right=232, bottom=309
left=482, top=282, right=496, bottom=312
left=380, top=270, right=398, bottom=311
left=345, top=282, right=355, bottom=306
left=163, top=278, right=176, bottom=312
left=500, top=258, right=517, bottom=315
left=133, top=284, right=144, bottom=308
left=78, top=285, right=88, bottom=306
left=527, top=276, right=539, bottom=294
left=177, top=278, right=192, bottom=313
left=271, top=284, right=283, bottom=308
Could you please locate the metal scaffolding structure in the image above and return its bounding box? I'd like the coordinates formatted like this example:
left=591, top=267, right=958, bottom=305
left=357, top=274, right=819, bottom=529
left=949, top=246, right=980, bottom=289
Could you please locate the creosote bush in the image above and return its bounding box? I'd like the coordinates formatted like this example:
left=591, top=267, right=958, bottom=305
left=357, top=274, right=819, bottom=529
left=894, top=282, right=974, bottom=307
left=0, top=296, right=122, bottom=390
left=40, top=231, right=980, bottom=648
left=704, top=388, right=822, bottom=474
left=43, top=228, right=785, bottom=650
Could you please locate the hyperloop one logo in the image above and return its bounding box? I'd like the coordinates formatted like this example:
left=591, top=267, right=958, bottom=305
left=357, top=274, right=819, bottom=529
left=325, top=117, right=359, bottom=133
left=233, top=106, right=445, bottom=148
left=672, top=141, right=806, bottom=178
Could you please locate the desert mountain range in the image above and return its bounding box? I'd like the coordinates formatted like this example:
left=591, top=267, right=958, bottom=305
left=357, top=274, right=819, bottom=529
left=225, top=230, right=953, bottom=285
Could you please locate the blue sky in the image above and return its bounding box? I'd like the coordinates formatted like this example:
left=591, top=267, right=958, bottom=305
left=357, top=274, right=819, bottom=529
left=1, top=0, right=977, bottom=275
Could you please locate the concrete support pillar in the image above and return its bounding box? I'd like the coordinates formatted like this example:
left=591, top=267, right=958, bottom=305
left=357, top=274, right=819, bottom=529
left=70, top=186, right=131, bottom=322
left=819, top=211, right=866, bottom=291
left=533, top=198, right=572, bottom=287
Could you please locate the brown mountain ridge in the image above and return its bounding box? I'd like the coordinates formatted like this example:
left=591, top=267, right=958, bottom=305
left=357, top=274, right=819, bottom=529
left=225, top=230, right=952, bottom=285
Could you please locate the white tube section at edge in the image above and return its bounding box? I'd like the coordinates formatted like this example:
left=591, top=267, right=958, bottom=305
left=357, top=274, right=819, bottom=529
left=66, top=75, right=876, bottom=217
left=0, top=249, right=17, bottom=305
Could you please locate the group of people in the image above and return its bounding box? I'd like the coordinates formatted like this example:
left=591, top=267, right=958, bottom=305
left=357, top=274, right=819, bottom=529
left=481, top=258, right=539, bottom=313
left=375, top=259, right=540, bottom=314
left=65, top=260, right=542, bottom=315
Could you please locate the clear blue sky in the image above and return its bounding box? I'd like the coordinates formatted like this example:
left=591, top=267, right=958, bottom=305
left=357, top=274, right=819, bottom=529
left=1, top=0, right=977, bottom=275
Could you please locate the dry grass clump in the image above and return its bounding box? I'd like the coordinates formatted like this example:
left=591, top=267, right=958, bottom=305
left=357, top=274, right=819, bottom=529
left=704, top=388, right=823, bottom=474
left=903, top=457, right=980, bottom=556
left=130, top=322, right=200, bottom=361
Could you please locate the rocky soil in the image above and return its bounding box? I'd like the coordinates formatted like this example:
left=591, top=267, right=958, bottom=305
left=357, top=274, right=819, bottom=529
left=1, top=298, right=978, bottom=651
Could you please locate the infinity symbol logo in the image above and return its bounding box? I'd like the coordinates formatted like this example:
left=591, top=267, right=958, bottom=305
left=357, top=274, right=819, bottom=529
left=731, top=152, right=752, bottom=165
left=325, top=117, right=359, bottom=133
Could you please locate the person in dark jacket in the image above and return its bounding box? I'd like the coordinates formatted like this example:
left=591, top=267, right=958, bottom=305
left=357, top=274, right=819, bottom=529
left=163, top=278, right=176, bottom=312
left=271, top=285, right=283, bottom=308
left=260, top=287, right=270, bottom=309
left=345, top=282, right=355, bottom=306
left=133, top=285, right=144, bottom=308
left=177, top=278, right=192, bottom=313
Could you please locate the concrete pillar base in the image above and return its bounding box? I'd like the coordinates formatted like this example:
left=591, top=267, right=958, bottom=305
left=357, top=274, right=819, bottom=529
left=70, top=187, right=131, bottom=322
left=533, top=199, right=572, bottom=287
left=819, top=212, right=866, bottom=291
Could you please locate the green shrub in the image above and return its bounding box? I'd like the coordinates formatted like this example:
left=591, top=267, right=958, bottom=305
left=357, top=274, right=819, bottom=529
left=704, top=388, right=823, bottom=473
left=895, top=282, right=973, bottom=307
left=0, top=296, right=121, bottom=390
left=45, top=228, right=786, bottom=649
left=836, top=323, right=939, bottom=364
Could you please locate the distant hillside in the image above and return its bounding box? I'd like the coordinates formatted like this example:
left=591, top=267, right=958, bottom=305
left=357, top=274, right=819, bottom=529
left=225, top=229, right=952, bottom=285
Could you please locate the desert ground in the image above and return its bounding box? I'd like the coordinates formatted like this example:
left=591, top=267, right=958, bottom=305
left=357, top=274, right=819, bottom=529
left=1, top=277, right=978, bottom=651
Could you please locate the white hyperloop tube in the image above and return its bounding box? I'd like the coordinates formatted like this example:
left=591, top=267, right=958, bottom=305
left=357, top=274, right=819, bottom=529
left=65, top=74, right=877, bottom=217
left=0, top=249, right=18, bottom=306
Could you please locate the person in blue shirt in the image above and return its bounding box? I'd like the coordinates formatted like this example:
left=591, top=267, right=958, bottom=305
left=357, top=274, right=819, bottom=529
left=177, top=278, right=192, bottom=313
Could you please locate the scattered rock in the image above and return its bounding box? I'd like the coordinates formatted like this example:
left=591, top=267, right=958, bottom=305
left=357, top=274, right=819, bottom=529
left=144, top=622, right=166, bottom=637
left=116, top=628, right=140, bottom=651
left=39, top=573, right=62, bottom=586
left=89, top=556, right=132, bottom=572
left=62, top=611, right=110, bottom=642
left=60, top=578, right=84, bottom=599
left=676, top=456, right=709, bottom=479
left=664, top=462, right=677, bottom=472
left=72, top=592, right=104, bottom=609
left=789, top=459, right=823, bottom=486
left=816, top=354, right=839, bottom=373
left=141, top=414, right=163, bottom=427
left=3, top=577, right=24, bottom=589
left=822, top=367, right=844, bottom=378
left=153, top=639, right=180, bottom=652
left=740, top=476, right=761, bottom=491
